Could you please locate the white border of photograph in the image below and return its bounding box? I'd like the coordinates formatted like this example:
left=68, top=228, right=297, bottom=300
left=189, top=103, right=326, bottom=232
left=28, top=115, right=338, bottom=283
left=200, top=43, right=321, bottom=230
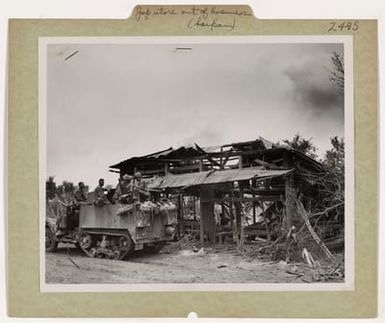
left=38, top=35, right=354, bottom=292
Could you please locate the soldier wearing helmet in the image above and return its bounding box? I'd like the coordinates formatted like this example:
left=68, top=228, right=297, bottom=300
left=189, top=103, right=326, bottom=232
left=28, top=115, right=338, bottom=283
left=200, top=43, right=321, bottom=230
left=94, top=178, right=108, bottom=206
left=113, top=174, right=132, bottom=203
left=131, top=171, right=150, bottom=202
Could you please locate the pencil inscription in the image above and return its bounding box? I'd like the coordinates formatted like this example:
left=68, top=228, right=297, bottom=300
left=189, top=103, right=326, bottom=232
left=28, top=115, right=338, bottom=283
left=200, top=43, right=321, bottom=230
left=133, top=5, right=250, bottom=31
left=187, top=17, right=236, bottom=31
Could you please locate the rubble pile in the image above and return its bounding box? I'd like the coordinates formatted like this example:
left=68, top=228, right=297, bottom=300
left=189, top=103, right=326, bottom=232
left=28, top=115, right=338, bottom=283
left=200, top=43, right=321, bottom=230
left=285, top=260, right=345, bottom=283
left=162, top=234, right=200, bottom=253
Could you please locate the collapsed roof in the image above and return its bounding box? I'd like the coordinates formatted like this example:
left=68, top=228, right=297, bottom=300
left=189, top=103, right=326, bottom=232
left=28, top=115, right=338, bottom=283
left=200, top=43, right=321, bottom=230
left=109, top=136, right=323, bottom=175
left=148, top=167, right=293, bottom=189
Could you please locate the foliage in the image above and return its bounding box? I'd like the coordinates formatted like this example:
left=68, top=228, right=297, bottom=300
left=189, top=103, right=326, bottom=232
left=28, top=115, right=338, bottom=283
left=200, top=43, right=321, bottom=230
left=323, top=136, right=345, bottom=177
left=320, top=136, right=345, bottom=206
left=282, top=133, right=318, bottom=159
left=329, top=51, right=344, bottom=93
left=46, top=176, right=56, bottom=200
left=310, top=136, right=345, bottom=225
left=46, top=178, right=76, bottom=203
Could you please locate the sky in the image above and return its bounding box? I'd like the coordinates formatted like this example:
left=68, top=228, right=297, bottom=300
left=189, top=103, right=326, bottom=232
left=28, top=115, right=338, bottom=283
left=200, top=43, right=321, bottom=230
left=46, top=41, right=344, bottom=187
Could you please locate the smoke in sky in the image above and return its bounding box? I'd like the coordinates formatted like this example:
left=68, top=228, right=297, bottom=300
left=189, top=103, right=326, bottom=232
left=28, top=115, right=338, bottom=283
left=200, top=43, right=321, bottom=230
left=284, top=54, right=344, bottom=120
left=45, top=40, right=345, bottom=186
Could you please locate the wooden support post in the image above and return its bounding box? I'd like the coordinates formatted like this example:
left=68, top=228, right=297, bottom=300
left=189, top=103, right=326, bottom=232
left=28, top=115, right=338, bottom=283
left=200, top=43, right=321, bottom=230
left=238, top=155, right=243, bottom=169
left=220, top=146, right=223, bottom=169
left=198, top=160, right=203, bottom=172
left=221, top=202, right=226, bottom=225
left=252, top=193, right=256, bottom=224
left=200, top=185, right=215, bottom=245
left=229, top=185, right=237, bottom=244
left=199, top=193, right=203, bottom=244
left=178, top=194, right=184, bottom=235
left=284, top=173, right=297, bottom=231
left=164, top=163, right=169, bottom=175
left=260, top=202, right=270, bottom=241
left=238, top=184, right=245, bottom=250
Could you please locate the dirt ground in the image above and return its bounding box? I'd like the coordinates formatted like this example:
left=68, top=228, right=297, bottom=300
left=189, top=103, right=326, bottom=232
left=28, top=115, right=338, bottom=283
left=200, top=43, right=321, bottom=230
left=45, top=242, right=344, bottom=284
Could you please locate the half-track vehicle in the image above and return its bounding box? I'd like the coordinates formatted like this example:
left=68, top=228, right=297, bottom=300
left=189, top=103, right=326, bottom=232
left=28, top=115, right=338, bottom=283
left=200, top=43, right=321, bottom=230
left=45, top=199, right=178, bottom=260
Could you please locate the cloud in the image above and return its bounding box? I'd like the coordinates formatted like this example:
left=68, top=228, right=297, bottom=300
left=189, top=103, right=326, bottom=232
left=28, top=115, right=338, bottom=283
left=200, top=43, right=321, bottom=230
left=284, top=55, right=344, bottom=120
left=46, top=42, right=345, bottom=185
left=181, top=126, right=224, bottom=147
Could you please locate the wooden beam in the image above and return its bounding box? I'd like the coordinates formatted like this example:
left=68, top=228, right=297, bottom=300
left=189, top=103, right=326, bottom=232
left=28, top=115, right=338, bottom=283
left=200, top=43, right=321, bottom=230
left=238, top=185, right=245, bottom=249
left=229, top=185, right=237, bottom=245
left=252, top=193, right=256, bottom=224
left=272, top=158, right=284, bottom=164
left=195, top=143, right=222, bottom=168
left=169, top=164, right=201, bottom=172
left=220, top=148, right=233, bottom=169
left=201, top=196, right=282, bottom=203
left=200, top=185, right=216, bottom=245
left=253, top=158, right=282, bottom=169
left=238, top=155, right=243, bottom=169
left=284, top=173, right=297, bottom=231
left=260, top=202, right=271, bottom=241
left=138, top=168, right=165, bottom=175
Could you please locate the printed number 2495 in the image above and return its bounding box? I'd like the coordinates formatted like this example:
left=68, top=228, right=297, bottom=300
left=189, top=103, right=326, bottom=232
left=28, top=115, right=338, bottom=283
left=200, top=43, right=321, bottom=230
left=328, top=21, right=359, bottom=32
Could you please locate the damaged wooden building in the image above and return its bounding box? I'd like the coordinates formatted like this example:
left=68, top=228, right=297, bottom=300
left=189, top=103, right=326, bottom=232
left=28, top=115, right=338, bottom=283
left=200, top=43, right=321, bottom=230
left=109, top=137, right=325, bottom=246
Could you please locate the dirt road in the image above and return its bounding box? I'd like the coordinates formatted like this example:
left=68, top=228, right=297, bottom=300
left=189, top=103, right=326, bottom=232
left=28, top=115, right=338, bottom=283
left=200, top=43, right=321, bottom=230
left=45, top=243, right=343, bottom=284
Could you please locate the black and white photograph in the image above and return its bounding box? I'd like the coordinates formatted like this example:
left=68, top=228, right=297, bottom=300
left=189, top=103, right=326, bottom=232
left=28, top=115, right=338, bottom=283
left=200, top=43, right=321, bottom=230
left=39, top=36, right=353, bottom=291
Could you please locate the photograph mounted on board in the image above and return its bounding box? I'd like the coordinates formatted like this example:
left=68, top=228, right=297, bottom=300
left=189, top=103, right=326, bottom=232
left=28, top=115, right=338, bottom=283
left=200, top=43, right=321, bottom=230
left=39, top=36, right=353, bottom=291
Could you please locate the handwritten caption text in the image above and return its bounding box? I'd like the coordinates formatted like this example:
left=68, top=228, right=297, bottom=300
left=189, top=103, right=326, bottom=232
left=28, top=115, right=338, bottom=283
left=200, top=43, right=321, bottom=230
left=134, top=6, right=252, bottom=31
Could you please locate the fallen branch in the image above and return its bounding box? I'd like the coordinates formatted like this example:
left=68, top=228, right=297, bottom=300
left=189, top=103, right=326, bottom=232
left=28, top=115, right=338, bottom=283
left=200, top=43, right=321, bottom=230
left=310, top=202, right=344, bottom=217
left=297, top=201, right=336, bottom=261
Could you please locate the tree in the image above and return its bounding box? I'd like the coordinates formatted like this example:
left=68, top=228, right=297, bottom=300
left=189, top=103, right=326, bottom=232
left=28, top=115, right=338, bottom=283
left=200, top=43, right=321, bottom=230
left=306, top=136, right=345, bottom=227
left=320, top=136, right=345, bottom=206
left=273, top=136, right=344, bottom=262
left=282, top=133, right=318, bottom=159
left=46, top=176, right=56, bottom=200
left=329, top=51, right=344, bottom=93
left=56, top=180, right=76, bottom=203
left=323, top=136, right=344, bottom=177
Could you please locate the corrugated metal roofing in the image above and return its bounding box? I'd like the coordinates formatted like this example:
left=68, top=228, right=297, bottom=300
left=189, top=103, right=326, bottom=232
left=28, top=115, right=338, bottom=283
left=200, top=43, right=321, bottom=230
left=150, top=167, right=293, bottom=189
left=202, top=168, right=292, bottom=185
left=157, top=171, right=211, bottom=189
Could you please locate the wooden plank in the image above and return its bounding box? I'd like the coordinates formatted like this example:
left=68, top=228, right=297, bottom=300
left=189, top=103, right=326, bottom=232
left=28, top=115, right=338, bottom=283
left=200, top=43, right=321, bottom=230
left=297, top=201, right=335, bottom=260
left=260, top=202, right=270, bottom=241
left=238, top=155, right=243, bottom=169
left=139, top=168, right=165, bottom=175
left=169, top=164, right=200, bottom=172
left=229, top=185, right=237, bottom=244
left=200, top=185, right=216, bottom=244
left=249, top=187, right=285, bottom=194
left=155, top=147, right=285, bottom=161
left=253, top=158, right=284, bottom=169
left=195, top=143, right=222, bottom=168
left=201, top=196, right=282, bottom=203
left=284, top=173, right=296, bottom=231
left=199, top=160, right=203, bottom=171
left=238, top=185, right=245, bottom=249
left=252, top=193, right=256, bottom=224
